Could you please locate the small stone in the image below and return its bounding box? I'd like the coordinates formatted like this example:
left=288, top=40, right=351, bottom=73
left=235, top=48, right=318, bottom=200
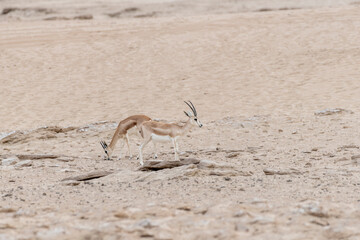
left=74, top=14, right=93, bottom=20
left=224, top=177, right=231, bottom=181
left=193, top=207, right=208, bottom=215
left=61, top=180, right=80, bottom=186
left=59, top=168, right=77, bottom=173
left=136, top=219, right=154, bottom=229
left=114, top=211, right=129, bottom=219
left=303, top=205, right=329, bottom=218
left=311, top=219, right=329, bottom=226
left=177, top=206, right=191, bottom=211
left=233, top=210, right=246, bottom=217
left=0, top=207, right=17, bottom=213
left=140, top=233, right=154, bottom=238
left=351, top=155, right=360, bottom=164
left=226, top=153, right=239, bottom=158
left=249, top=216, right=274, bottom=225
left=235, top=223, right=249, bottom=232
left=314, top=108, right=353, bottom=116
left=334, top=157, right=348, bottom=163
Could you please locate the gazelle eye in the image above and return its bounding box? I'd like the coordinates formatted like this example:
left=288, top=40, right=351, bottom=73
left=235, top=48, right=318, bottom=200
left=194, top=118, right=197, bottom=121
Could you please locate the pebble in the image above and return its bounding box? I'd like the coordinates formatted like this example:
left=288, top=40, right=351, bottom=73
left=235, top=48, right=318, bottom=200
left=235, top=223, right=249, bottom=232
left=61, top=180, right=80, bottom=186
left=114, top=211, right=129, bottom=219
left=136, top=219, right=155, bottom=229
left=351, top=155, right=360, bottom=164
left=59, top=168, right=78, bottom=173
left=0, top=207, right=17, bottom=213
left=233, top=210, right=246, bottom=218
left=226, top=153, right=239, bottom=158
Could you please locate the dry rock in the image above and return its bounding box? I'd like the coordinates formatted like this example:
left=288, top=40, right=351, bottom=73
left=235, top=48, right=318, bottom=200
left=14, top=160, right=33, bottom=168
left=1, top=156, right=19, bottom=166
left=235, top=223, right=249, bottom=232
left=114, top=211, right=130, bottom=219
left=57, top=157, right=74, bottom=162
left=0, top=223, right=15, bottom=229
left=249, top=216, right=275, bottom=225
left=0, top=207, right=17, bottom=213
left=136, top=219, right=155, bottom=229
left=139, top=158, right=200, bottom=171
left=61, top=170, right=113, bottom=181
left=225, top=153, right=239, bottom=158
left=61, top=180, right=80, bottom=186
left=314, top=108, right=353, bottom=116
left=263, top=168, right=301, bottom=175
left=197, top=159, right=234, bottom=169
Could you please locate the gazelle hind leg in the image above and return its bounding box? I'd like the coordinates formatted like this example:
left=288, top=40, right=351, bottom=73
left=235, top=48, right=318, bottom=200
left=139, top=137, right=151, bottom=165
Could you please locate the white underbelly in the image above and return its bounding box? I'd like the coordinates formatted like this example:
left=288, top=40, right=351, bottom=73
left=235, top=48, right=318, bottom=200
left=151, top=133, right=172, bottom=142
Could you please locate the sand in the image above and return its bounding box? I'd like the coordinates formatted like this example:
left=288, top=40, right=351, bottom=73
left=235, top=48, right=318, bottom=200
left=1, top=0, right=360, bottom=239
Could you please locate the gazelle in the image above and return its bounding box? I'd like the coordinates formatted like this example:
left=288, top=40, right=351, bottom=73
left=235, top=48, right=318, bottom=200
left=100, top=115, right=151, bottom=160
left=138, top=101, right=203, bottom=165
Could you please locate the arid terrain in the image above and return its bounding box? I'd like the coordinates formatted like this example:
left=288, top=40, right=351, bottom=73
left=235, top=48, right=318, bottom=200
left=1, top=0, right=360, bottom=239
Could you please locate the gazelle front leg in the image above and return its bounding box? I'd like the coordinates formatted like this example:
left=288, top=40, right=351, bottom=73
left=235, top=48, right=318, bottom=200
left=139, top=137, right=151, bottom=165
left=174, top=139, right=181, bottom=158
left=172, top=138, right=179, bottom=161
left=125, top=133, right=132, bottom=159
left=153, top=142, right=158, bottom=159
left=117, top=140, right=125, bottom=160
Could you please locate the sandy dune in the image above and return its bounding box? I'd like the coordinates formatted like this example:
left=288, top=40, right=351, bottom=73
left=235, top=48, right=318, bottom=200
left=1, top=1, right=360, bottom=239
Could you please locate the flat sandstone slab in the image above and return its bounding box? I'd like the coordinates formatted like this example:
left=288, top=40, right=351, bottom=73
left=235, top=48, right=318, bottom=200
left=138, top=158, right=200, bottom=171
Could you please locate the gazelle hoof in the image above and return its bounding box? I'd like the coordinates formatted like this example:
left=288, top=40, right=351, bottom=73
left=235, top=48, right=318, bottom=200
left=153, top=154, right=158, bottom=159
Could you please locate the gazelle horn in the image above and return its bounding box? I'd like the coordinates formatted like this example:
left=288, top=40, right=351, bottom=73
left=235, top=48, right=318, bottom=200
left=184, top=101, right=197, bottom=116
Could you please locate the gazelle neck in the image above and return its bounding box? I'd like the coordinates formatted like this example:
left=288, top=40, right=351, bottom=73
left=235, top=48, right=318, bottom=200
left=107, top=130, right=121, bottom=155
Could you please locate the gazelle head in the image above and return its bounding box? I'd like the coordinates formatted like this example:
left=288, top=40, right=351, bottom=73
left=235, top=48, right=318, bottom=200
left=100, top=140, right=111, bottom=160
left=184, top=101, right=203, bottom=128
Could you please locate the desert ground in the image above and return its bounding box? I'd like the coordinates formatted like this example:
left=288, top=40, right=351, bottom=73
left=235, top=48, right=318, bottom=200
left=1, top=0, right=360, bottom=239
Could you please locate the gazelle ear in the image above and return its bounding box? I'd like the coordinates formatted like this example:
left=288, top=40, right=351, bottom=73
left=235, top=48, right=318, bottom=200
left=184, top=111, right=193, bottom=117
